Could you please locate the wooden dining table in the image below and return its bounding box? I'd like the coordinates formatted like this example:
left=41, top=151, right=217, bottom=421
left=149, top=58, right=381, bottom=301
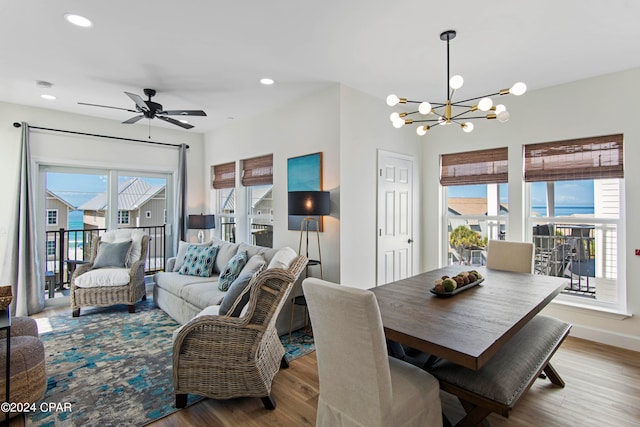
left=370, top=265, right=567, bottom=371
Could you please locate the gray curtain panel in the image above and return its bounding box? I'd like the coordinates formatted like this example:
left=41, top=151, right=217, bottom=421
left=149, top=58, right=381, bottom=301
left=1, top=123, right=45, bottom=315
left=173, top=143, right=188, bottom=253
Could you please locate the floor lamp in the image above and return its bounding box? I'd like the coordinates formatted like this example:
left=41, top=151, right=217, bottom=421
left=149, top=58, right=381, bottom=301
left=288, top=191, right=330, bottom=341
left=188, top=214, right=216, bottom=243
left=288, top=191, right=330, bottom=279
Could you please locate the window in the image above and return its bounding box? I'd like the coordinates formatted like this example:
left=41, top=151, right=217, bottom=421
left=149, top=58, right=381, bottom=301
left=213, top=162, right=237, bottom=243
left=46, top=209, right=58, bottom=226
left=525, top=134, right=624, bottom=307
left=248, top=184, right=273, bottom=248
left=146, top=211, right=152, bottom=219
left=46, top=240, right=56, bottom=256
left=441, top=148, right=509, bottom=266
left=118, top=210, right=130, bottom=225
left=243, top=154, right=274, bottom=247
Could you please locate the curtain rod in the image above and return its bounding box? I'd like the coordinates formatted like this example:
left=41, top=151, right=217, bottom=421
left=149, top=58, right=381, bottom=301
left=12, top=122, right=189, bottom=149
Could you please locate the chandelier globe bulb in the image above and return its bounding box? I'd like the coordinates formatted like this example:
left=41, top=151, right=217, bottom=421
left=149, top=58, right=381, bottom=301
left=449, top=75, right=464, bottom=90
left=386, top=94, right=400, bottom=106
left=510, top=82, right=527, bottom=96
left=478, top=97, right=493, bottom=112
left=497, top=110, right=510, bottom=122
left=418, top=102, right=432, bottom=115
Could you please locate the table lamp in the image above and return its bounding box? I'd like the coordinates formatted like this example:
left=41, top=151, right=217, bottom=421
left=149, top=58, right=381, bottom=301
left=188, top=214, right=216, bottom=243
left=288, top=191, right=330, bottom=278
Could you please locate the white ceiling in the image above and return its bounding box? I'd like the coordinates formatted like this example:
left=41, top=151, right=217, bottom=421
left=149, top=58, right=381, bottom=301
left=2, top=1, right=639, bottom=133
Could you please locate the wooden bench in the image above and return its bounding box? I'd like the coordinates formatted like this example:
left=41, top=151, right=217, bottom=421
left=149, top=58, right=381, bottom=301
left=430, top=315, right=572, bottom=427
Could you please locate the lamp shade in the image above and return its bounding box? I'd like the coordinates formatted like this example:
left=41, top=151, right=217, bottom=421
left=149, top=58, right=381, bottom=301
left=188, top=214, right=216, bottom=229
left=288, top=191, right=330, bottom=216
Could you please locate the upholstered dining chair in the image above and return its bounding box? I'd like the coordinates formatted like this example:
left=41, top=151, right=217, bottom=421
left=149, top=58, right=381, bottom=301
left=71, top=229, right=149, bottom=317
left=172, top=256, right=307, bottom=410
left=486, top=240, right=534, bottom=273
left=303, top=278, right=443, bottom=427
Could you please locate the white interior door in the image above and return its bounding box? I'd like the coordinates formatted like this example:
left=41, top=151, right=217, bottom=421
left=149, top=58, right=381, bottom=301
left=377, top=151, right=414, bottom=286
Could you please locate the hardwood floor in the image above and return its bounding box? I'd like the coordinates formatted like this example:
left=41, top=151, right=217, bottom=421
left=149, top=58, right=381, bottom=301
left=149, top=336, right=640, bottom=427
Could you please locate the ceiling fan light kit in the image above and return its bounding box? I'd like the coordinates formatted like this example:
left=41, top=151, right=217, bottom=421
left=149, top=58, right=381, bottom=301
left=79, top=88, right=207, bottom=129
left=387, top=30, right=526, bottom=136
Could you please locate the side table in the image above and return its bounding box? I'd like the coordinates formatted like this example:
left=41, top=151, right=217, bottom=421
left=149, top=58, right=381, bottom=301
left=0, top=308, right=10, bottom=427
left=288, top=259, right=321, bottom=342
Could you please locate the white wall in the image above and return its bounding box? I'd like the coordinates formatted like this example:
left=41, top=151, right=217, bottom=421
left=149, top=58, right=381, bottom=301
left=203, top=87, right=341, bottom=283
left=339, top=85, right=423, bottom=288
left=0, top=101, right=205, bottom=266
left=421, top=68, right=640, bottom=351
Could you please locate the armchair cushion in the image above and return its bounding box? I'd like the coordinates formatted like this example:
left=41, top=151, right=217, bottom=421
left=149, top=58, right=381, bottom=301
left=74, top=268, right=132, bottom=288
left=178, top=245, right=219, bottom=277
left=92, top=240, right=132, bottom=269
left=218, top=251, right=248, bottom=291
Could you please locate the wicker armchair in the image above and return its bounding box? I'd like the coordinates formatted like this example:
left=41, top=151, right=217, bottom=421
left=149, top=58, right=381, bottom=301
left=173, top=255, right=307, bottom=410
left=71, top=230, right=149, bottom=317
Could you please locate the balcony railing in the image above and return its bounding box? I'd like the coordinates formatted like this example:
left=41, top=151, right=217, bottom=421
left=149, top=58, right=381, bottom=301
left=533, top=223, right=607, bottom=298
left=45, top=225, right=165, bottom=299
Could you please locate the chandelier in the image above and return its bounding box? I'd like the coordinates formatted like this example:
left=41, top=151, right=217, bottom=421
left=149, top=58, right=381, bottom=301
left=387, top=30, right=526, bottom=136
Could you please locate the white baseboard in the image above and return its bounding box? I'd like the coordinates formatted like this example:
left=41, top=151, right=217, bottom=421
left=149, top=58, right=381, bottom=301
left=569, top=324, right=640, bottom=352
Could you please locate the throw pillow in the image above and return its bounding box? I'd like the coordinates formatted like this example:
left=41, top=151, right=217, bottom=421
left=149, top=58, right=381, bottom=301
left=178, top=245, right=219, bottom=277
left=99, top=229, right=145, bottom=268
left=238, top=253, right=267, bottom=277
left=214, top=242, right=240, bottom=274
left=219, top=270, right=259, bottom=317
left=218, top=250, right=248, bottom=291
left=92, top=240, right=133, bottom=269
left=173, top=240, right=213, bottom=272
left=267, top=246, right=298, bottom=270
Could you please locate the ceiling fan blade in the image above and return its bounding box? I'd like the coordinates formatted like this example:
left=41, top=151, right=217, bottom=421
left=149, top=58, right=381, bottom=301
left=124, top=92, right=149, bottom=111
left=123, top=115, right=144, bottom=124
left=161, top=110, right=207, bottom=117
left=157, top=115, right=194, bottom=129
left=78, top=102, right=138, bottom=113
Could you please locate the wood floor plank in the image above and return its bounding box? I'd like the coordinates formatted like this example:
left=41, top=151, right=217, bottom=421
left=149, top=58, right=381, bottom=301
left=149, top=337, right=640, bottom=427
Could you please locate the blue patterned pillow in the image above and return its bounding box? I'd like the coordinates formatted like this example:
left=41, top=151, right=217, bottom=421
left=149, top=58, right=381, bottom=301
left=178, top=245, right=219, bottom=277
left=218, top=250, right=248, bottom=291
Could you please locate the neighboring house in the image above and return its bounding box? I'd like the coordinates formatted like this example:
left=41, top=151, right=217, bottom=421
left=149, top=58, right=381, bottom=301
left=79, top=178, right=166, bottom=230
left=447, top=197, right=509, bottom=234
left=45, top=190, right=76, bottom=261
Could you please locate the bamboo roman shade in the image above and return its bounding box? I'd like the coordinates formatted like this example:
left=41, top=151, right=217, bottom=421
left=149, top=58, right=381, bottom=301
left=212, top=162, right=236, bottom=189
left=524, top=134, right=624, bottom=182
left=440, top=147, right=508, bottom=186
left=242, top=154, right=273, bottom=186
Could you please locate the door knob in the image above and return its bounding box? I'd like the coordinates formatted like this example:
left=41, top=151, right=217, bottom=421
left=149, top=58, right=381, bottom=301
left=408, top=239, right=414, bottom=244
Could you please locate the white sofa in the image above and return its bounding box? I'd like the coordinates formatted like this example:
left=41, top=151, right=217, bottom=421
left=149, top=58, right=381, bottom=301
left=153, top=237, right=305, bottom=335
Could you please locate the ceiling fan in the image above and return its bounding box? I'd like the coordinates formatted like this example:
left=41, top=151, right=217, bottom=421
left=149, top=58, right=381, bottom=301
left=79, top=88, right=207, bottom=129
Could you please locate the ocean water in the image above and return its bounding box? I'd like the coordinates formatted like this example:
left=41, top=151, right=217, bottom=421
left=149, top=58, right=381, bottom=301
left=68, top=210, right=84, bottom=230
left=531, top=205, right=594, bottom=216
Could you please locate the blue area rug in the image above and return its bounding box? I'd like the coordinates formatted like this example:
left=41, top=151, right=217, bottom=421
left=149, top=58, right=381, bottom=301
left=27, top=298, right=314, bottom=427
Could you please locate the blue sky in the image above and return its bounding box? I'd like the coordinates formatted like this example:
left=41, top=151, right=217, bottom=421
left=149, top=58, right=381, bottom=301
left=448, top=181, right=594, bottom=206
left=47, top=173, right=166, bottom=208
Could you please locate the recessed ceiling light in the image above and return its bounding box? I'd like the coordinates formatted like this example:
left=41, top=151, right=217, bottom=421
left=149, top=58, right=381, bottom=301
left=41, top=94, right=57, bottom=100
left=260, top=78, right=275, bottom=85
left=178, top=119, right=189, bottom=124
left=64, top=13, right=93, bottom=28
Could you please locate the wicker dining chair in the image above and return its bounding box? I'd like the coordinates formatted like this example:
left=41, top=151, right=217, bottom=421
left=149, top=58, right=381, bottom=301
left=71, top=230, right=149, bottom=317
left=172, top=255, right=307, bottom=410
